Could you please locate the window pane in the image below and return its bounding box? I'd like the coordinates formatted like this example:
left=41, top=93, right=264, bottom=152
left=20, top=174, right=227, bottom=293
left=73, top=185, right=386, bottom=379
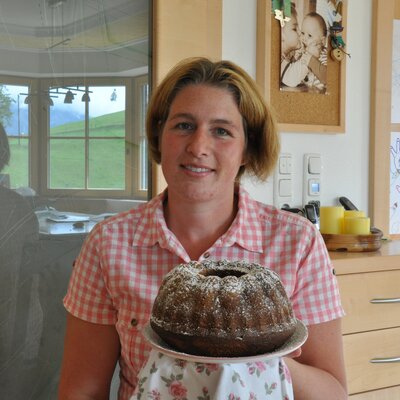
left=1, top=84, right=30, bottom=188
left=3, top=137, right=29, bottom=188
left=88, top=86, right=125, bottom=138
left=47, top=85, right=128, bottom=191
left=50, top=89, right=85, bottom=137
left=49, top=139, right=85, bottom=188
left=88, top=139, right=125, bottom=189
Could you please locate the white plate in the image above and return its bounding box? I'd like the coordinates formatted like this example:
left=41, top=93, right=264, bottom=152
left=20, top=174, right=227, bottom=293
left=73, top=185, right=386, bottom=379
left=142, top=319, right=308, bottom=364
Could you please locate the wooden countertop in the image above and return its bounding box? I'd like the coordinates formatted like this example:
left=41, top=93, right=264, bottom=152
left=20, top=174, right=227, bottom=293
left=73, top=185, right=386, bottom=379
left=330, top=240, right=400, bottom=275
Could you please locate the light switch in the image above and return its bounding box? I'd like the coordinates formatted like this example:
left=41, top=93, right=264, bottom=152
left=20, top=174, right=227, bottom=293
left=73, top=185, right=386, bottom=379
left=308, top=156, right=321, bottom=174
left=279, top=155, right=292, bottom=174
left=279, top=179, right=292, bottom=197
left=279, top=157, right=286, bottom=174
left=286, top=155, right=292, bottom=174
left=274, top=153, right=293, bottom=208
left=303, top=153, right=322, bottom=206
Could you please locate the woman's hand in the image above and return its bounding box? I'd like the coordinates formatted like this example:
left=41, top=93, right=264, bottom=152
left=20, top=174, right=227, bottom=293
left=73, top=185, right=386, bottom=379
left=286, top=347, right=302, bottom=359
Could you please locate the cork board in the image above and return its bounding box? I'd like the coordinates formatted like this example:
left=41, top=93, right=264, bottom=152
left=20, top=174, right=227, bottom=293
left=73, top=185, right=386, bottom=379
left=256, top=0, right=346, bottom=133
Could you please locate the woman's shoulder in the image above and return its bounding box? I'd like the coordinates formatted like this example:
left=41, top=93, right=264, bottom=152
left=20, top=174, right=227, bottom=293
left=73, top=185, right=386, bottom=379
left=240, top=189, right=312, bottom=227
left=260, top=204, right=315, bottom=230
left=91, top=193, right=164, bottom=236
left=238, top=187, right=317, bottom=240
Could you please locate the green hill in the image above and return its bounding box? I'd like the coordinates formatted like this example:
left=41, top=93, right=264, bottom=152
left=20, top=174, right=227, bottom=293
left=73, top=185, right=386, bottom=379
left=50, top=110, right=125, bottom=137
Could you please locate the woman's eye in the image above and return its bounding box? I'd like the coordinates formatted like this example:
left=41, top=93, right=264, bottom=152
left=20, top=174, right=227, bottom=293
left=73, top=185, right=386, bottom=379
left=215, top=127, right=230, bottom=137
left=176, top=122, right=193, bottom=130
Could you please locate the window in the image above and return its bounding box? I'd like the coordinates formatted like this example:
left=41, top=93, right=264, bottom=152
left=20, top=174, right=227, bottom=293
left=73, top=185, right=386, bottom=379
left=0, top=76, right=148, bottom=200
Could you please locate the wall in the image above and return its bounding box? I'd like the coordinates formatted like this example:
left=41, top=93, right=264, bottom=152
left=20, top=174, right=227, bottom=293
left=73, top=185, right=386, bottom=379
left=223, top=0, right=372, bottom=214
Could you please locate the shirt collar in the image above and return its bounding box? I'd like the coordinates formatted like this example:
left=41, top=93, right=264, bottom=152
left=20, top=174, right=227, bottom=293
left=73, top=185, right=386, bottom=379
left=131, top=185, right=265, bottom=254
left=131, top=190, right=168, bottom=247
left=215, top=185, right=264, bottom=253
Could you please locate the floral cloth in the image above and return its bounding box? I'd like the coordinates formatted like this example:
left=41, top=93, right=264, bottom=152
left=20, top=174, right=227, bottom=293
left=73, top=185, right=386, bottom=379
left=130, top=350, right=293, bottom=400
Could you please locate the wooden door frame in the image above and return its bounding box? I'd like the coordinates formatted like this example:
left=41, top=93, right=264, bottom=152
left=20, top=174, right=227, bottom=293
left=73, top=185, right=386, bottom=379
left=150, top=0, right=222, bottom=197
left=369, top=0, right=399, bottom=238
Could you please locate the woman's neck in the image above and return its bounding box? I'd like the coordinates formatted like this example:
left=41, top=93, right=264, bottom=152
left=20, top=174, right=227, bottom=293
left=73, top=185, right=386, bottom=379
left=163, top=191, right=238, bottom=260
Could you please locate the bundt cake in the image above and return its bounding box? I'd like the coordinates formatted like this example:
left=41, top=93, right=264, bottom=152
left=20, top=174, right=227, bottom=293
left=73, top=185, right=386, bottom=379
left=150, top=260, right=297, bottom=357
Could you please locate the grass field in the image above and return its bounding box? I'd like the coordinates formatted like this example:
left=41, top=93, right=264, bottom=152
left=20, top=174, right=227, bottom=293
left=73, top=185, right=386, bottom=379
left=4, top=111, right=128, bottom=189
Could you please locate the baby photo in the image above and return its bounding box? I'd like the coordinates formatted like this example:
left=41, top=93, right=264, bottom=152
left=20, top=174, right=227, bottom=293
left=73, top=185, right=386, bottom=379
left=280, top=0, right=342, bottom=94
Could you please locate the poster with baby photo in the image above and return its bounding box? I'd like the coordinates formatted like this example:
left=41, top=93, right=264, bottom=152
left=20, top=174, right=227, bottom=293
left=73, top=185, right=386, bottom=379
left=280, top=0, right=342, bottom=94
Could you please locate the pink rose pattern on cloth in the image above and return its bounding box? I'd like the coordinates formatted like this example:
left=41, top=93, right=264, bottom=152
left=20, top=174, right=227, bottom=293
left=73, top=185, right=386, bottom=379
left=131, top=350, right=293, bottom=400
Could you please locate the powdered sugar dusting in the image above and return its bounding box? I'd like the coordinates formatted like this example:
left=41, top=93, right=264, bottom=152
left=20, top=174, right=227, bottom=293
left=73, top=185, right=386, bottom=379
left=150, top=260, right=296, bottom=338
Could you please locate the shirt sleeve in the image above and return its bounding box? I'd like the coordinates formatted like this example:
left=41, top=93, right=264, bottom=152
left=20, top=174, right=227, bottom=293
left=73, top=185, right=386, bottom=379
left=63, top=224, right=117, bottom=325
left=290, top=223, right=345, bottom=325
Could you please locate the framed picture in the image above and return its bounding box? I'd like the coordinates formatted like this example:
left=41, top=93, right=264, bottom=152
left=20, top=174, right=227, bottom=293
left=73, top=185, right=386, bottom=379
left=256, top=0, right=347, bottom=132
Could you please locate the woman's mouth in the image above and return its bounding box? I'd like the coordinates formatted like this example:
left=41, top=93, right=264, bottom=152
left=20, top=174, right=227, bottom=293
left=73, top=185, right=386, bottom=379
left=182, top=165, right=213, bottom=173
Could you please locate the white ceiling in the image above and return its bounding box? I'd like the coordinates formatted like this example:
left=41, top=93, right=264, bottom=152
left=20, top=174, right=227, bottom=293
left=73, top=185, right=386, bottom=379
left=0, top=0, right=150, bottom=76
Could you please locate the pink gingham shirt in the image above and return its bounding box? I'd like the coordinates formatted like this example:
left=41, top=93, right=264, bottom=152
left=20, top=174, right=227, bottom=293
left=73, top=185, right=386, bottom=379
left=64, top=185, right=344, bottom=400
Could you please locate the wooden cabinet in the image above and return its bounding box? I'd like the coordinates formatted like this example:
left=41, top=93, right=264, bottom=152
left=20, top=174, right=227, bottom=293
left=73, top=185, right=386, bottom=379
left=331, top=241, right=400, bottom=398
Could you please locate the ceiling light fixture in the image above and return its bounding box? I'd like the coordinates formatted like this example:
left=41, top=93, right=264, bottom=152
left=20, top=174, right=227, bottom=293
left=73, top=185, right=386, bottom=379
left=64, top=90, right=75, bottom=104
left=20, top=87, right=92, bottom=105
left=24, top=95, right=33, bottom=105
left=20, top=92, right=55, bottom=107
left=81, top=92, right=90, bottom=102
left=110, top=89, right=117, bottom=101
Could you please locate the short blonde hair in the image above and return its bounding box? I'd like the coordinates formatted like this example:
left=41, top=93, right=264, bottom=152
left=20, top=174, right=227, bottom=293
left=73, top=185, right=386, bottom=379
left=146, top=57, right=280, bottom=180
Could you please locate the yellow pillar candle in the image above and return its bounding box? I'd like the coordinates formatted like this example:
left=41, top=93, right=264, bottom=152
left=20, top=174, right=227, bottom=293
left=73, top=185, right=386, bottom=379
left=344, top=210, right=366, bottom=218
left=343, top=217, right=371, bottom=235
left=320, top=206, right=344, bottom=234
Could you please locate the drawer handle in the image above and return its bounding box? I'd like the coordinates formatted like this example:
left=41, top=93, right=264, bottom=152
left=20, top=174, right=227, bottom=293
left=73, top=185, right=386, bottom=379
left=370, top=356, right=400, bottom=363
left=370, top=297, right=400, bottom=304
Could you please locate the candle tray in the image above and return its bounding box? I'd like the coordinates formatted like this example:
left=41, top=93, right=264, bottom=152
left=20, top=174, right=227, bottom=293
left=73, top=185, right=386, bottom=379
left=321, top=229, right=383, bottom=252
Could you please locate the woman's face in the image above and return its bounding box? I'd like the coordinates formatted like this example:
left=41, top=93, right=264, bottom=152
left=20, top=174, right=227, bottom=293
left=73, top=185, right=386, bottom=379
left=282, top=15, right=300, bottom=55
left=160, top=84, right=246, bottom=204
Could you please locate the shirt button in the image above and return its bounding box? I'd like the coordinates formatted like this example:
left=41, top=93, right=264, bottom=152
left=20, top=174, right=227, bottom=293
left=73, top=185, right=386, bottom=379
left=203, top=252, right=210, bottom=258
left=130, top=318, right=138, bottom=327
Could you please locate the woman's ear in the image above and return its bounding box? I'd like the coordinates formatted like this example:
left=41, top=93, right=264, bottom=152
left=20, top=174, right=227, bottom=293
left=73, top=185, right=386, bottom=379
left=241, top=151, right=248, bottom=166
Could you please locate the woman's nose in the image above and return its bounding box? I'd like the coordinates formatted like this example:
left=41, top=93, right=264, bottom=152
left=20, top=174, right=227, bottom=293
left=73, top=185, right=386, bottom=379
left=186, top=128, right=210, bottom=157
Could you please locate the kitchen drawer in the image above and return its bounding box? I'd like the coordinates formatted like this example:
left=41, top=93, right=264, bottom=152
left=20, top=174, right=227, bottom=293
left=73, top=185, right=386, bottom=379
left=349, top=385, right=400, bottom=399
left=337, top=270, right=400, bottom=334
left=344, top=327, right=400, bottom=394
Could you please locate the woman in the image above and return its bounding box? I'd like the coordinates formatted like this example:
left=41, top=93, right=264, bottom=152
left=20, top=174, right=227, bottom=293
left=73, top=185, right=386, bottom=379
left=58, top=57, right=347, bottom=399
